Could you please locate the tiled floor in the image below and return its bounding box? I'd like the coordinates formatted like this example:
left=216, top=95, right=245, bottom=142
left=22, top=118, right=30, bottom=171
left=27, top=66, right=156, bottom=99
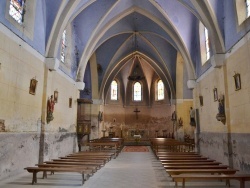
left=0, top=147, right=248, bottom=188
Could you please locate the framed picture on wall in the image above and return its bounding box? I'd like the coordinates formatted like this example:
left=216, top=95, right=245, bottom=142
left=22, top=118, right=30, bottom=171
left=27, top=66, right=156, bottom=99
left=213, top=88, right=218, bottom=101
left=29, top=78, right=38, bottom=95
left=199, top=95, right=203, bottom=106
left=233, top=73, right=241, bottom=91
left=54, top=91, right=59, bottom=103
left=69, top=97, right=72, bottom=108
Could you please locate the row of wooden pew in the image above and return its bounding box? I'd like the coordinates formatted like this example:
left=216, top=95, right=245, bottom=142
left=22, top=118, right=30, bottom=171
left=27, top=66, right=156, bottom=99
left=151, top=138, right=250, bottom=188
left=24, top=150, right=116, bottom=185
left=150, top=138, right=195, bottom=153
left=88, top=137, right=124, bottom=158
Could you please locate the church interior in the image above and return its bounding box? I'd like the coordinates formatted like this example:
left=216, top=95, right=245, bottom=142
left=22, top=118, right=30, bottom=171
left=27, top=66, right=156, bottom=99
left=1, top=0, right=250, bottom=187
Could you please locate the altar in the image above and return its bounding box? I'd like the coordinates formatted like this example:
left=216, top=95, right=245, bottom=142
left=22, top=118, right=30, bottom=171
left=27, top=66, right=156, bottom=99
left=126, top=129, right=149, bottom=140
left=133, top=135, right=141, bottom=139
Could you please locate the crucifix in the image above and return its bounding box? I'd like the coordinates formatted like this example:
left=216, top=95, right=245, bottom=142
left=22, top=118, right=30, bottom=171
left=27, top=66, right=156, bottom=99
left=134, top=108, right=140, bottom=119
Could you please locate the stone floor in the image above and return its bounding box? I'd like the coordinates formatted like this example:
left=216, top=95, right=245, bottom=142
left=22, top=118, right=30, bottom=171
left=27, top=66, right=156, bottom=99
left=0, top=147, right=248, bottom=188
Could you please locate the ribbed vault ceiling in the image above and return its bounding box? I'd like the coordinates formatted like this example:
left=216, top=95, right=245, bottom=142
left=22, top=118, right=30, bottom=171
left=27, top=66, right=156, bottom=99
left=44, top=0, right=225, bottom=100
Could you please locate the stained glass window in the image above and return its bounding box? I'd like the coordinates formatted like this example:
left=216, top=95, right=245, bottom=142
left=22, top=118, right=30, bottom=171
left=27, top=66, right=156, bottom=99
left=133, top=82, right=142, bottom=101
left=204, top=27, right=210, bottom=60
left=9, top=0, right=25, bottom=24
left=157, top=80, right=164, bottom=100
left=61, top=30, right=67, bottom=63
left=111, top=80, right=118, bottom=100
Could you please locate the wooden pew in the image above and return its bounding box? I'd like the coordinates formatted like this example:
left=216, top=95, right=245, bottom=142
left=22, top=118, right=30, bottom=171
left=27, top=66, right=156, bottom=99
left=52, top=159, right=106, bottom=165
left=157, top=154, right=201, bottom=158
left=163, top=165, right=229, bottom=169
left=166, top=169, right=238, bottom=176
left=158, top=156, right=208, bottom=160
left=36, top=163, right=97, bottom=178
left=87, top=142, right=120, bottom=158
left=97, top=137, right=124, bottom=147
left=150, top=138, right=194, bottom=153
left=156, top=152, right=198, bottom=156
left=59, top=156, right=111, bottom=162
left=69, top=151, right=115, bottom=157
left=162, top=162, right=222, bottom=166
left=37, top=164, right=98, bottom=172
left=160, top=159, right=216, bottom=163
left=25, top=167, right=92, bottom=185
left=44, top=161, right=102, bottom=169
left=172, top=174, right=250, bottom=188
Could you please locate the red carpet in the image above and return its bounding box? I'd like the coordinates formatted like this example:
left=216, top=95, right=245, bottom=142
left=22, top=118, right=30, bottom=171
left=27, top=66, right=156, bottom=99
left=122, top=146, right=149, bottom=152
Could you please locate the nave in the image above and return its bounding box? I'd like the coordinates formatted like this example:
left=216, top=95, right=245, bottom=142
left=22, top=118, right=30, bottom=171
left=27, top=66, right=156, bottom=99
left=0, top=147, right=248, bottom=188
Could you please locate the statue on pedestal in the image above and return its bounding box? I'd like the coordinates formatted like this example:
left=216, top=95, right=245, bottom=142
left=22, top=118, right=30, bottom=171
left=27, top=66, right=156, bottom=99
left=47, top=95, right=55, bottom=123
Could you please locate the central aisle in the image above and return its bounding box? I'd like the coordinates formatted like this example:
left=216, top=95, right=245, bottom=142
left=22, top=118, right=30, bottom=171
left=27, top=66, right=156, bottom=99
left=82, top=147, right=171, bottom=188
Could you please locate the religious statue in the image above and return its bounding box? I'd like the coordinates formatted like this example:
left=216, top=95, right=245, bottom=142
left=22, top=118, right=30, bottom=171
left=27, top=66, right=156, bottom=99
left=171, top=111, right=177, bottom=121
left=216, top=95, right=226, bottom=124
left=189, top=107, right=196, bottom=126
left=47, top=95, right=55, bottom=123
left=98, top=111, right=103, bottom=121
left=178, top=117, right=183, bottom=127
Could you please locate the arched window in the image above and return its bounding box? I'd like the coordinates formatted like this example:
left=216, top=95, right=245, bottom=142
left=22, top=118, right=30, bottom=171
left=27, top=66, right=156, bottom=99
left=204, top=27, right=210, bottom=61
left=235, top=0, right=250, bottom=25
left=246, top=0, right=250, bottom=17
left=61, top=30, right=67, bottom=63
left=133, top=82, right=142, bottom=101
left=111, top=80, right=118, bottom=100
left=199, top=22, right=210, bottom=65
left=157, top=80, right=164, bottom=100
left=9, top=0, right=25, bottom=24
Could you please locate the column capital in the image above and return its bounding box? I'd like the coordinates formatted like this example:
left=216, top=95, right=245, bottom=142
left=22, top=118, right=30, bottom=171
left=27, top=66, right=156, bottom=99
left=76, top=81, right=85, bottom=90
left=187, top=79, right=196, bottom=89
left=45, top=57, right=59, bottom=71
left=211, top=53, right=225, bottom=68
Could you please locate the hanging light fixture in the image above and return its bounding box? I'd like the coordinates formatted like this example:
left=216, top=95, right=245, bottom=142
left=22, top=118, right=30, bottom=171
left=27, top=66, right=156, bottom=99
left=128, top=56, right=145, bottom=81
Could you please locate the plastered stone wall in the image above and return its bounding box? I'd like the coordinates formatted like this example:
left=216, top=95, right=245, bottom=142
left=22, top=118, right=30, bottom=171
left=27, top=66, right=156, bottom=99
left=176, top=100, right=194, bottom=138
left=231, top=133, right=250, bottom=173
left=0, top=133, right=40, bottom=180
left=198, top=132, right=230, bottom=165
left=42, top=132, right=77, bottom=161
left=0, top=26, right=79, bottom=133
left=0, top=132, right=77, bottom=181
left=175, top=52, right=194, bottom=139
left=194, top=34, right=250, bottom=172
left=194, top=68, right=226, bottom=133
left=0, top=30, right=44, bottom=132
left=0, top=26, right=79, bottom=179
left=45, top=70, right=79, bottom=132
left=226, top=40, right=250, bottom=133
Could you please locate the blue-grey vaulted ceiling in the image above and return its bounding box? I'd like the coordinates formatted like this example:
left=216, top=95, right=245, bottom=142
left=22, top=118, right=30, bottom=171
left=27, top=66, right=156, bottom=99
left=1, top=0, right=249, bottom=100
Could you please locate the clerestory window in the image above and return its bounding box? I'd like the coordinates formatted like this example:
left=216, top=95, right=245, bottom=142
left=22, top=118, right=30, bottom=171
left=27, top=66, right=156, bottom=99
left=133, top=82, right=142, bottom=101
left=204, top=27, right=210, bottom=61
left=9, top=0, right=25, bottom=24
left=61, top=30, right=67, bottom=63
left=111, top=80, right=118, bottom=100
left=156, top=80, right=164, bottom=100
